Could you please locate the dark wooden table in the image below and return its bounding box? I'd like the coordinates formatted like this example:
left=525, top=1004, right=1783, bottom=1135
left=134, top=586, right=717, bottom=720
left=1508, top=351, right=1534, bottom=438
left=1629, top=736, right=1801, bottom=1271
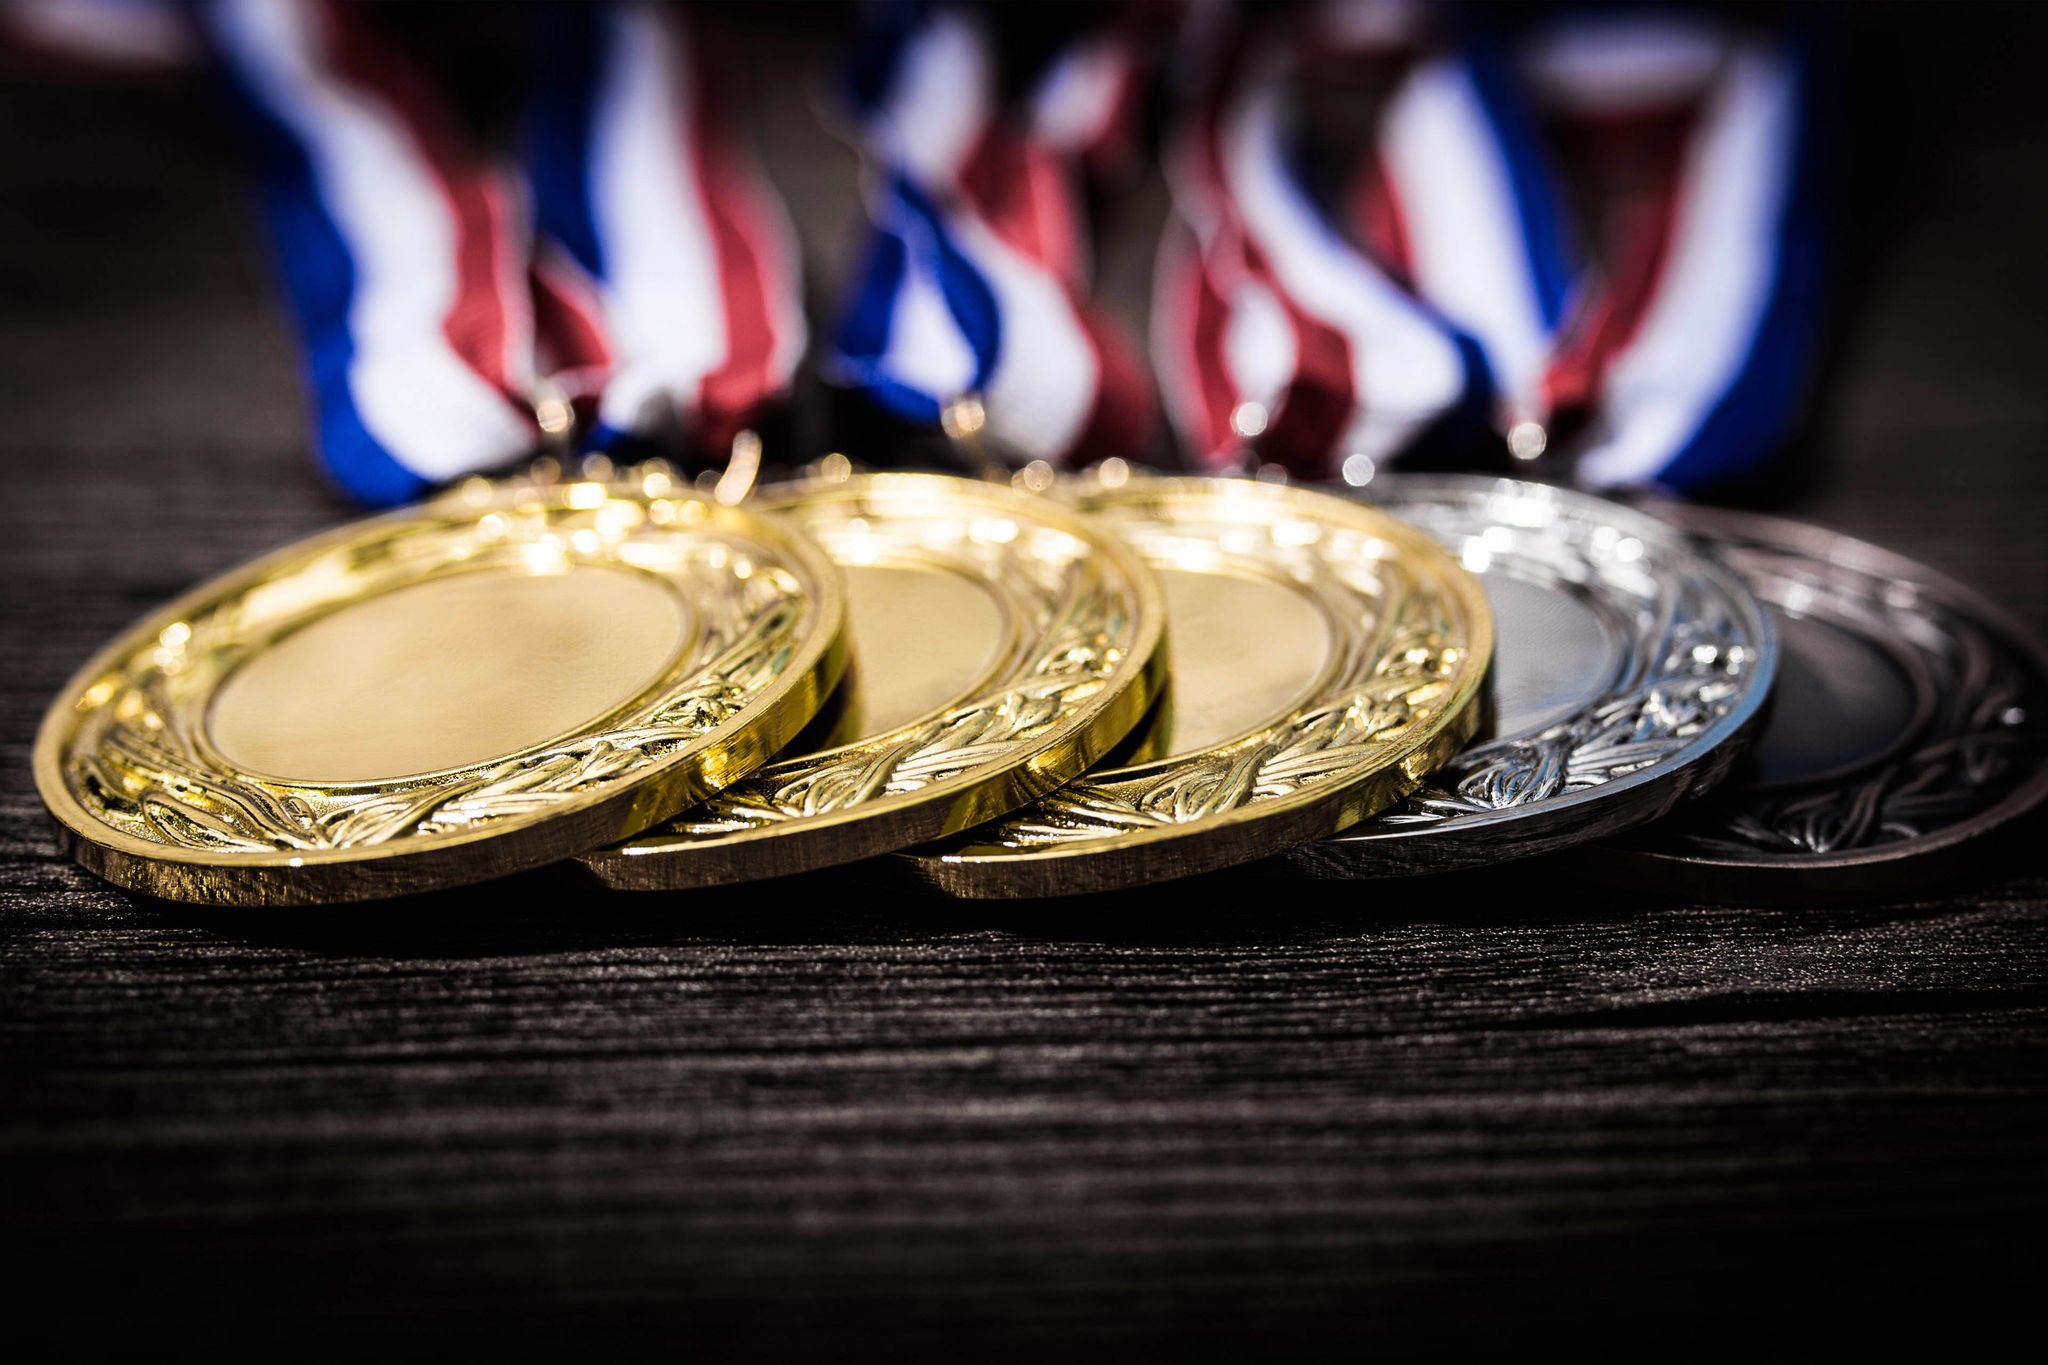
left=5, top=11, right=2045, bottom=1352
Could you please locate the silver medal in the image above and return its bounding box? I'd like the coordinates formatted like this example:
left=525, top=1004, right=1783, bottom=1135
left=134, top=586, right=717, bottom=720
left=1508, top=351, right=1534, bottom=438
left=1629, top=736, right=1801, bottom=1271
left=1286, top=475, right=1776, bottom=878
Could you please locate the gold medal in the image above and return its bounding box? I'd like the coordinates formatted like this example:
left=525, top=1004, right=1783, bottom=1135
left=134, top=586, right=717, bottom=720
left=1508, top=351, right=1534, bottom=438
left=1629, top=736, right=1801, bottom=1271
left=34, top=474, right=845, bottom=906
left=907, top=475, right=1492, bottom=897
left=582, top=471, right=1166, bottom=888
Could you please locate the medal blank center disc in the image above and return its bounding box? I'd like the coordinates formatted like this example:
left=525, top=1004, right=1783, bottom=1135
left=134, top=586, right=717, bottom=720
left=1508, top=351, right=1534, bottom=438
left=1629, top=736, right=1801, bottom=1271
left=34, top=478, right=846, bottom=906
left=909, top=476, right=1493, bottom=898
left=207, top=566, right=691, bottom=783
left=582, top=471, right=1167, bottom=889
left=1287, top=475, right=1777, bottom=878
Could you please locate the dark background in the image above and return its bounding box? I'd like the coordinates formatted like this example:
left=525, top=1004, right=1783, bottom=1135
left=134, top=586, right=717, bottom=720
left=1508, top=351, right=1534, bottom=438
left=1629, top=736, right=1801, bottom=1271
left=4, top=3, right=2046, bottom=1352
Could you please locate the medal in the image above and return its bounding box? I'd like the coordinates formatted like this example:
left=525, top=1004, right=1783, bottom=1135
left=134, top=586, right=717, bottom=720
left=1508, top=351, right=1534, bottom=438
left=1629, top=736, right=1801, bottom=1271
left=581, top=471, right=1166, bottom=888
left=908, top=475, right=1492, bottom=897
left=1585, top=507, right=2048, bottom=903
left=1287, top=475, right=1773, bottom=878
left=33, top=474, right=845, bottom=905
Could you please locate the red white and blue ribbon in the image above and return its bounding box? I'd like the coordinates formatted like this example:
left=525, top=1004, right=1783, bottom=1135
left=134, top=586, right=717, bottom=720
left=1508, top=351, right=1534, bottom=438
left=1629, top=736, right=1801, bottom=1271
left=1152, top=14, right=1490, bottom=480
left=826, top=4, right=1155, bottom=466
left=1365, top=13, right=1822, bottom=491
left=206, top=0, right=804, bottom=505
left=525, top=1, right=806, bottom=457
left=1353, top=40, right=1576, bottom=439
left=205, top=0, right=543, bottom=506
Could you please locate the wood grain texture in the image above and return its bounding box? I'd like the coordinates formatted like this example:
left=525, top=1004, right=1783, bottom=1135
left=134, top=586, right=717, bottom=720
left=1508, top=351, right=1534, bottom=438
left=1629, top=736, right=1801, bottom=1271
left=3, top=10, right=2046, bottom=1353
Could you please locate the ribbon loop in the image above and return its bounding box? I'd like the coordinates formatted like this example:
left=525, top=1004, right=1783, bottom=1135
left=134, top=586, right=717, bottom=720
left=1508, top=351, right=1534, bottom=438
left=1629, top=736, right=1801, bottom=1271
left=1359, top=9, right=1824, bottom=491
left=1153, top=7, right=1491, bottom=480
left=526, top=1, right=806, bottom=459
left=207, top=0, right=541, bottom=505
left=825, top=4, right=1156, bottom=468
left=211, top=0, right=805, bottom=504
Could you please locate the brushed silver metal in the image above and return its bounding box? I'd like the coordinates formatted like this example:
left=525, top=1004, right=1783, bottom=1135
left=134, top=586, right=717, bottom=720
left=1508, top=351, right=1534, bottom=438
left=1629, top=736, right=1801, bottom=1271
left=1285, top=475, right=1776, bottom=878
left=1583, top=504, right=2048, bottom=904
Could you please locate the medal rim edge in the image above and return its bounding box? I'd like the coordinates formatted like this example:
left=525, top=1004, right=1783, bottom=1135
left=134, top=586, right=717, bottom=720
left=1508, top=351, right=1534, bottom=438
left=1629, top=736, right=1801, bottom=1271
left=901, top=476, right=1498, bottom=897
left=579, top=471, right=1173, bottom=889
left=1291, top=474, right=1781, bottom=872
left=1583, top=500, right=2048, bottom=890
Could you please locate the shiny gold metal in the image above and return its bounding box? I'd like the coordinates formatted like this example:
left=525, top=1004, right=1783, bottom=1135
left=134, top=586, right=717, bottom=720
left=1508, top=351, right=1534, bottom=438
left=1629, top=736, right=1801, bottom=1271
left=908, top=475, right=1493, bottom=897
left=34, top=475, right=846, bottom=906
left=583, top=472, right=1167, bottom=888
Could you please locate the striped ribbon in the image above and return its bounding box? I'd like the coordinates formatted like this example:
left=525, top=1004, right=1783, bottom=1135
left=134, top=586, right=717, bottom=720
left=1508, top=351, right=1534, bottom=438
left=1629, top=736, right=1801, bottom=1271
left=1152, top=9, right=1490, bottom=480
left=526, top=1, right=805, bottom=457
left=1155, top=4, right=1821, bottom=494
left=162, top=3, right=1822, bottom=498
left=207, top=0, right=802, bottom=505
left=825, top=4, right=1155, bottom=467
left=1348, top=37, right=1576, bottom=445
left=1364, top=11, right=1823, bottom=491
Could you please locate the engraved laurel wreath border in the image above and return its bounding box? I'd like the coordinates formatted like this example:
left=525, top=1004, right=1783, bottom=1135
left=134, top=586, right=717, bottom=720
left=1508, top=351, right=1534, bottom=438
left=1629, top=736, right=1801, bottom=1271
left=1370, top=488, right=1772, bottom=832
left=46, top=492, right=829, bottom=865
left=1675, top=545, right=2044, bottom=858
left=667, top=510, right=1144, bottom=838
left=974, top=500, right=1489, bottom=850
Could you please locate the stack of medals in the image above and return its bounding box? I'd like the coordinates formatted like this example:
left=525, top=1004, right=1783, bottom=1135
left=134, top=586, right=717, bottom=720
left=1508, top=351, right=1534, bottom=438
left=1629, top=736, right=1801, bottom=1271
left=31, top=3, right=2048, bottom=906
left=37, top=453, right=2048, bottom=907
